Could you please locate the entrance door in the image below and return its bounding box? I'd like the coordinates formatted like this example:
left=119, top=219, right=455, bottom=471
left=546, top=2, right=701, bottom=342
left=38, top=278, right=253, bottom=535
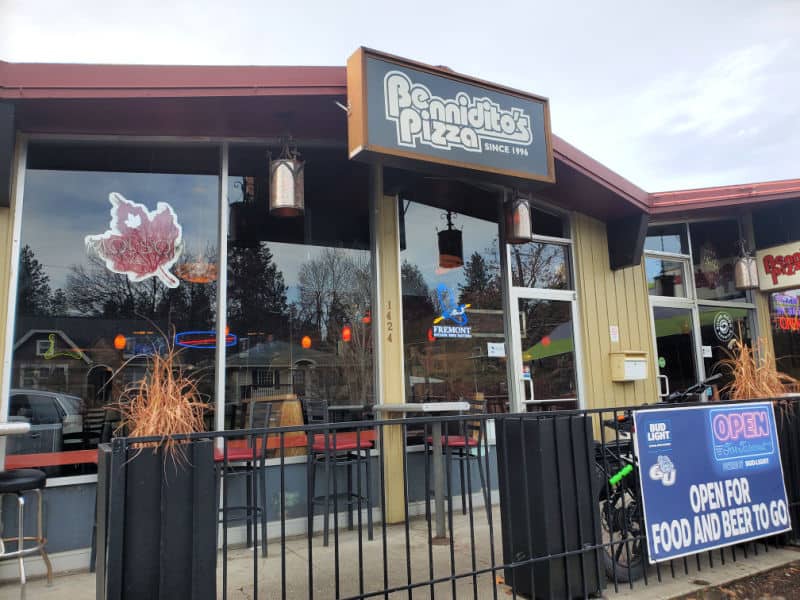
left=651, top=305, right=700, bottom=398
left=511, top=291, right=581, bottom=410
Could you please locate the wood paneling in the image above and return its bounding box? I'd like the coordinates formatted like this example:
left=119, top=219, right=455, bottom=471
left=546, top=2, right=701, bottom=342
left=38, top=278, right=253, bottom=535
left=573, top=212, right=659, bottom=409
left=375, top=193, right=407, bottom=523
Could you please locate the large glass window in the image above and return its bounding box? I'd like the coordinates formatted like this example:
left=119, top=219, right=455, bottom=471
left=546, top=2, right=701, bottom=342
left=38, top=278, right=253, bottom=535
left=699, top=305, right=753, bottom=396
left=645, top=223, right=688, bottom=255
left=11, top=142, right=220, bottom=472
left=224, top=145, right=373, bottom=432
left=400, top=201, right=507, bottom=413
left=689, top=220, right=747, bottom=302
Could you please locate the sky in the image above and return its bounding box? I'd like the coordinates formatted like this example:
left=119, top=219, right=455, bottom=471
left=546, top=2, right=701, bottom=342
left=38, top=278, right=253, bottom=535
left=1, top=0, right=799, bottom=192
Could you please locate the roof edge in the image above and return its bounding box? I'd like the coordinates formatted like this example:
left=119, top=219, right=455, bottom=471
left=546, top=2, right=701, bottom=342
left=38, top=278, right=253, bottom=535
left=552, top=134, right=650, bottom=212
left=650, top=177, right=800, bottom=214
left=0, top=60, right=347, bottom=99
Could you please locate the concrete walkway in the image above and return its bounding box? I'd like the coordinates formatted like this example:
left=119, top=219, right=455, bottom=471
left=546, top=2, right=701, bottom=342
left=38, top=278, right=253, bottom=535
left=1, top=506, right=797, bottom=599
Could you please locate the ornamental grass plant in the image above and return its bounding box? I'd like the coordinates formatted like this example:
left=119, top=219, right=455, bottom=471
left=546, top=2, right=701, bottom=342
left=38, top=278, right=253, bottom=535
left=717, top=336, right=798, bottom=401
left=115, top=334, right=208, bottom=459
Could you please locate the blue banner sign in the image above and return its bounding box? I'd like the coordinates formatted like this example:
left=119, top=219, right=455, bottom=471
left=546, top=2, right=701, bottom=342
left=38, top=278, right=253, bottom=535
left=633, top=402, right=791, bottom=563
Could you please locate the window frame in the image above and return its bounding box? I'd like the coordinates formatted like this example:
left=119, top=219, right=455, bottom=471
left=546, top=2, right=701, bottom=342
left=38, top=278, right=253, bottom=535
left=1, top=133, right=379, bottom=476
left=646, top=218, right=759, bottom=395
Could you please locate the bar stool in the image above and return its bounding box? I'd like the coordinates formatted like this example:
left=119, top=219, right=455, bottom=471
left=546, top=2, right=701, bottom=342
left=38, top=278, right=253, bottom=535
left=216, top=402, right=273, bottom=556
left=427, top=398, right=490, bottom=517
left=0, top=468, right=53, bottom=585
left=303, top=399, right=373, bottom=546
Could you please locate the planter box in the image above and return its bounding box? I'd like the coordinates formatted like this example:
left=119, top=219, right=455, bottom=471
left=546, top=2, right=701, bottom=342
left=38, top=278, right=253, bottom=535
left=96, top=438, right=216, bottom=600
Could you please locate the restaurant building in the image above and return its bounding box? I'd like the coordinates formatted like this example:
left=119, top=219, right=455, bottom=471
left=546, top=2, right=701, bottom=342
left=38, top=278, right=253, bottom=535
left=0, top=48, right=798, bottom=574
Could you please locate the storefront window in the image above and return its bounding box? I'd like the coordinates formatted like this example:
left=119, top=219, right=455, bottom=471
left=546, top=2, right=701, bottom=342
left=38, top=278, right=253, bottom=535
left=645, top=223, right=688, bottom=255
left=771, top=291, right=800, bottom=381
left=400, top=201, right=507, bottom=413
left=224, top=146, right=373, bottom=434
left=10, top=142, right=220, bottom=472
left=689, top=220, right=746, bottom=302
left=510, top=243, right=570, bottom=289
left=646, top=257, right=689, bottom=297
left=699, top=305, right=753, bottom=398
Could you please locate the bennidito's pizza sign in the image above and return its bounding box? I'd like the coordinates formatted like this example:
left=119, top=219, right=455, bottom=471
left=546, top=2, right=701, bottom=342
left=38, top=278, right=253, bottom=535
left=346, top=47, right=554, bottom=184
left=755, top=241, right=800, bottom=292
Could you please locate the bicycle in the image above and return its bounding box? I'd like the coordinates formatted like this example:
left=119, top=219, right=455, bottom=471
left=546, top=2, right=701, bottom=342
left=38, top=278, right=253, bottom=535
left=595, top=411, right=645, bottom=582
left=594, top=374, right=722, bottom=582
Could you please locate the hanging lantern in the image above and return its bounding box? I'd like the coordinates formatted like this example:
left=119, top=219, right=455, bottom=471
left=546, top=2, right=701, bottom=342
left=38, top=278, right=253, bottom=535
left=733, top=240, right=759, bottom=291
left=505, top=197, right=534, bottom=244
left=269, top=137, right=305, bottom=217
left=301, top=335, right=312, bottom=349
left=437, top=210, right=463, bottom=268
left=113, top=334, right=127, bottom=351
left=342, top=325, right=352, bottom=343
left=734, top=255, right=759, bottom=290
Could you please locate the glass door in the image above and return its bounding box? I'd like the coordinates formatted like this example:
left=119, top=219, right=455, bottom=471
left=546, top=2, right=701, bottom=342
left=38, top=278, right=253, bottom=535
left=651, top=305, right=700, bottom=399
left=511, top=291, right=580, bottom=410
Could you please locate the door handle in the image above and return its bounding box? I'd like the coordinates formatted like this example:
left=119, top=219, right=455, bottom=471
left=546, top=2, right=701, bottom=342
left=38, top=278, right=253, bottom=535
left=657, top=374, right=670, bottom=398
left=29, top=433, right=41, bottom=439
left=522, top=377, right=533, bottom=402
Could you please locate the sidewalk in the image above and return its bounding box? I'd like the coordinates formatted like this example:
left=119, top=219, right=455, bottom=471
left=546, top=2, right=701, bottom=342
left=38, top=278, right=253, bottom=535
left=2, top=507, right=797, bottom=599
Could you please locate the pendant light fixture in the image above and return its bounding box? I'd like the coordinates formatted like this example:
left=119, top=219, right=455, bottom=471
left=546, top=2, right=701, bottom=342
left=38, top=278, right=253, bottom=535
left=438, top=210, right=463, bottom=268
left=269, top=136, right=305, bottom=217
left=734, top=240, right=759, bottom=290
left=505, top=195, right=534, bottom=244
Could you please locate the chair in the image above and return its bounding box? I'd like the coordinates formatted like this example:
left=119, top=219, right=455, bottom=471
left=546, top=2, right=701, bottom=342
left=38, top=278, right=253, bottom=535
left=304, top=399, right=373, bottom=546
left=81, top=407, right=107, bottom=449
left=0, top=468, right=53, bottom=586
left=427, top=397, right=490, bottom=517
left=216, top=401, right=273, bottom=556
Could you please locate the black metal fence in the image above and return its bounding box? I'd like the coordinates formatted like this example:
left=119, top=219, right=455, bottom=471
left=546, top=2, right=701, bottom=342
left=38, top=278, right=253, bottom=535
left=97, top=397, right=800, bottom=600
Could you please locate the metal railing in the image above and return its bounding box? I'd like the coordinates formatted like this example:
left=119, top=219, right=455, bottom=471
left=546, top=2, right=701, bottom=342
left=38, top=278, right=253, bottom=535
left=97, top=397, right=800, bottom=600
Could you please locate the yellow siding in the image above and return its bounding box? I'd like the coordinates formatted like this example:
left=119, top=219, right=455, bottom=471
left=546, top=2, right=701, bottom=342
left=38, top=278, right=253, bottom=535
left=755, top=290, right=776, bottom=363
left=572, top=212, right=659, bottom=409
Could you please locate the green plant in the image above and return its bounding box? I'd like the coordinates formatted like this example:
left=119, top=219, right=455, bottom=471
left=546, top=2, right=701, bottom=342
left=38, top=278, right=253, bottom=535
left=716, top=336, right=798, bottom=400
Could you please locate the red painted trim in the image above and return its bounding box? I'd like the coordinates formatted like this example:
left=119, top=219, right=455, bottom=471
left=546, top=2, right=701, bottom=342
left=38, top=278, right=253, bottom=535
left=3, top=59, right=798, bottom=217
left=650, top=178, right=800, bottom=214
left=0, top=60, right=346, bottom=99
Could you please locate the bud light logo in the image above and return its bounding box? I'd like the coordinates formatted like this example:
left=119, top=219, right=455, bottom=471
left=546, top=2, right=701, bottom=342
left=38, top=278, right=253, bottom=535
left=644, top=420, right=673, bottom=452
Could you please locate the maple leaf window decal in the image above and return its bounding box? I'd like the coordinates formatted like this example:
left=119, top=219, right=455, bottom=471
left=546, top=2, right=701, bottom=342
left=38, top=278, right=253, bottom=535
left=85, top=192, right=184, bottom=288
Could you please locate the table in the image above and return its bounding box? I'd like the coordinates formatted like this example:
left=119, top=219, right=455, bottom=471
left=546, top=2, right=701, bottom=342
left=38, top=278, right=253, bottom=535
left=373, top=402, right=469, bottom=543
left=5, top=449, right=99, bottom=470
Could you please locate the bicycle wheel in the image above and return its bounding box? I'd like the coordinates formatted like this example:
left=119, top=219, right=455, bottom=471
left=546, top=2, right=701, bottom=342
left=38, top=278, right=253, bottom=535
left=599, top=482, right=647, bottom=583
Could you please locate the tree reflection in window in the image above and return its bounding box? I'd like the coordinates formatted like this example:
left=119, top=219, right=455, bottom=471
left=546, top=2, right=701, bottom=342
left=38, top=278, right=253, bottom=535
left=510, top=242, right=571, bottom=289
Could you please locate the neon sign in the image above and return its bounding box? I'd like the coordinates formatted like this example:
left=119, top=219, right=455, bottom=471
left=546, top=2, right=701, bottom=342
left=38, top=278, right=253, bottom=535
left=772, top=294, right=800, bottom=332
left=43, top=333, right=83, bottom=360
left=174, top=331, right=238, bottom=349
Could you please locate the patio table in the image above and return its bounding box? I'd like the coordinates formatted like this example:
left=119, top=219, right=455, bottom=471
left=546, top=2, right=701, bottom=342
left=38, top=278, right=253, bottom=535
left=373, top=402, right=469, bottom=543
